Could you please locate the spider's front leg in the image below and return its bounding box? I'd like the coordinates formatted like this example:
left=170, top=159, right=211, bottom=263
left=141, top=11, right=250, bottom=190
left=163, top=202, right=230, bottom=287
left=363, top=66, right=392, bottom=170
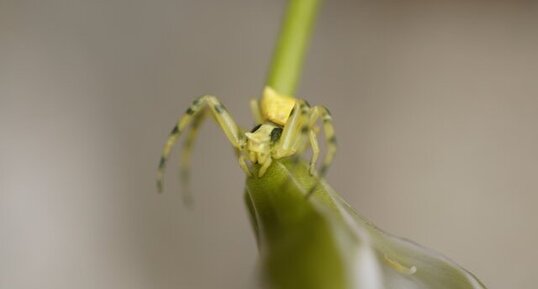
left=157, top=95, right=246, bottom=194
left=273, top=100, right=311, bottom=161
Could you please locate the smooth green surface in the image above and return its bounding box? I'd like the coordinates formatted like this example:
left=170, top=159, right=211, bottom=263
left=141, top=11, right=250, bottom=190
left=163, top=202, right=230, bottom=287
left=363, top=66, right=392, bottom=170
left=266, top=0, right=321, bottom=96
left=245, top=159, right=487, bottom=289
left=246, top=160, right=347, bottom=289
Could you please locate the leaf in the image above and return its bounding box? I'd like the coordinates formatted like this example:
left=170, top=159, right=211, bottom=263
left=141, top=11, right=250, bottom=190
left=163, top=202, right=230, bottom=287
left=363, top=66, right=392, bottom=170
left=245, top=159, right=487, bottom=289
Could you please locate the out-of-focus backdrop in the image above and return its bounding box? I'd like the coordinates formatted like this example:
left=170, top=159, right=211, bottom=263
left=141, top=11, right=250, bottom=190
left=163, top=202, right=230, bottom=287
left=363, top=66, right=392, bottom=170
left=1, top=0, right=537, bottom=288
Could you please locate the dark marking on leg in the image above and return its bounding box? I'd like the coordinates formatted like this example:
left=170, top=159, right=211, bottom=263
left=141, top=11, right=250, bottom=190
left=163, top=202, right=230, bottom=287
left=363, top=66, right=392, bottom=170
left=186, top=107, right=195, bottom=115
left=158, top=157, right=166, bottom=169
left=301, top=126, right=309, bottom=134
left=304, top=100, right=311, bottom=107
left=171, top=125, right=179, bottom=135
left=328, top=136, right=337, bottom=144
left=192, top=99, right=201, bottom=105
left=214, top=104, right=224, bottom=114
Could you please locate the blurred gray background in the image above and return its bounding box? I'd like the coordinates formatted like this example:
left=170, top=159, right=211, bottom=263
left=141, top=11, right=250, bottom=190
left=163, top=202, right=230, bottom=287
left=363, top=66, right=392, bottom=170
left=1, top=0, right=537, bottom=288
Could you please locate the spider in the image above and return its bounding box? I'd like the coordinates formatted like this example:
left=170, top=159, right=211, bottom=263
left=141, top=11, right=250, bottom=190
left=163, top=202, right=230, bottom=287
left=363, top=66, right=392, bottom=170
left=156, top=86, right=337, bottom=197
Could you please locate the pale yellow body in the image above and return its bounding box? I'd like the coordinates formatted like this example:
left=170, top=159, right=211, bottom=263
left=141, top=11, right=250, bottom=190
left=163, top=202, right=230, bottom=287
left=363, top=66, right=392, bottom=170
left=157, top=86, right=337, bottom=198
left=260, top=87, right=296, bottom=125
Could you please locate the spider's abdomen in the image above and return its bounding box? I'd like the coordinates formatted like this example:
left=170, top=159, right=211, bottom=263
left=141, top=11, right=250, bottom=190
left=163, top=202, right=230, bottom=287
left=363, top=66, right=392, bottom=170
left=260, top=86, right=296, bottom=126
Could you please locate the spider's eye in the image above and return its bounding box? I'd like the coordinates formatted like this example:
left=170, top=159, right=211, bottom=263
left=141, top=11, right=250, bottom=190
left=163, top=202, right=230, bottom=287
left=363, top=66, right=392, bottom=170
left=270, top=127, right=283, bottom=143
left=250, top=124, right=262, bottom=133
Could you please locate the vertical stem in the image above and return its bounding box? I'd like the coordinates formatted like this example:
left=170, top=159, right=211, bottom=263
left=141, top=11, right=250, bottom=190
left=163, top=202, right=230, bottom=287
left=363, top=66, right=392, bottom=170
left=266, top=0, right=322, bottom=96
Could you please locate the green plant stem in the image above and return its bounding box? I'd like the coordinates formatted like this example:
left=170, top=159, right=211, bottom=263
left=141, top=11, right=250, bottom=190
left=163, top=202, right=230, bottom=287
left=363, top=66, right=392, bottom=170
left=266, top=0, right=322, bottom=96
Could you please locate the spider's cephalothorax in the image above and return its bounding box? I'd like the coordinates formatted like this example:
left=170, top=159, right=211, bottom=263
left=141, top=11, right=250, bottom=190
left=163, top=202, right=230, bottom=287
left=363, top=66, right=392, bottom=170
left=156, top=86, right=336, bottom=196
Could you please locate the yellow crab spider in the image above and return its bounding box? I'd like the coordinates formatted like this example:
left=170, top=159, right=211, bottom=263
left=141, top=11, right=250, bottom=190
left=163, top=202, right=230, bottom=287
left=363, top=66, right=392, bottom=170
left=156, top=86, right=337, bottom=194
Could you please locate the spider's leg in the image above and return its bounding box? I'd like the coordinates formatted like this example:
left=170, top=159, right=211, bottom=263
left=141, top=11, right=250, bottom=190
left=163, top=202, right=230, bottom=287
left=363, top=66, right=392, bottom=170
left=238, top=153, right=252, bottom=176
left=157, top=95, right=244, bottom=193
left=258, top=156, right=272, bottom=177
left=308, top=130, right=320, bottom=175
left=308, top=106, right=337, bottom=178
left=274, top=100, right=309, bottom=159
left=203, top=95, right=252, bottom=176
left=203, top=96, right=244, bottom=147
left=250, top=98, right=263, bottom=125
left=304, top=105, right=337, bottom=198
left=178, top=110, right=207, bottom=204
left=270, top=100, right=323, bottom=197
left=157, top=98, right=205, bottom=193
